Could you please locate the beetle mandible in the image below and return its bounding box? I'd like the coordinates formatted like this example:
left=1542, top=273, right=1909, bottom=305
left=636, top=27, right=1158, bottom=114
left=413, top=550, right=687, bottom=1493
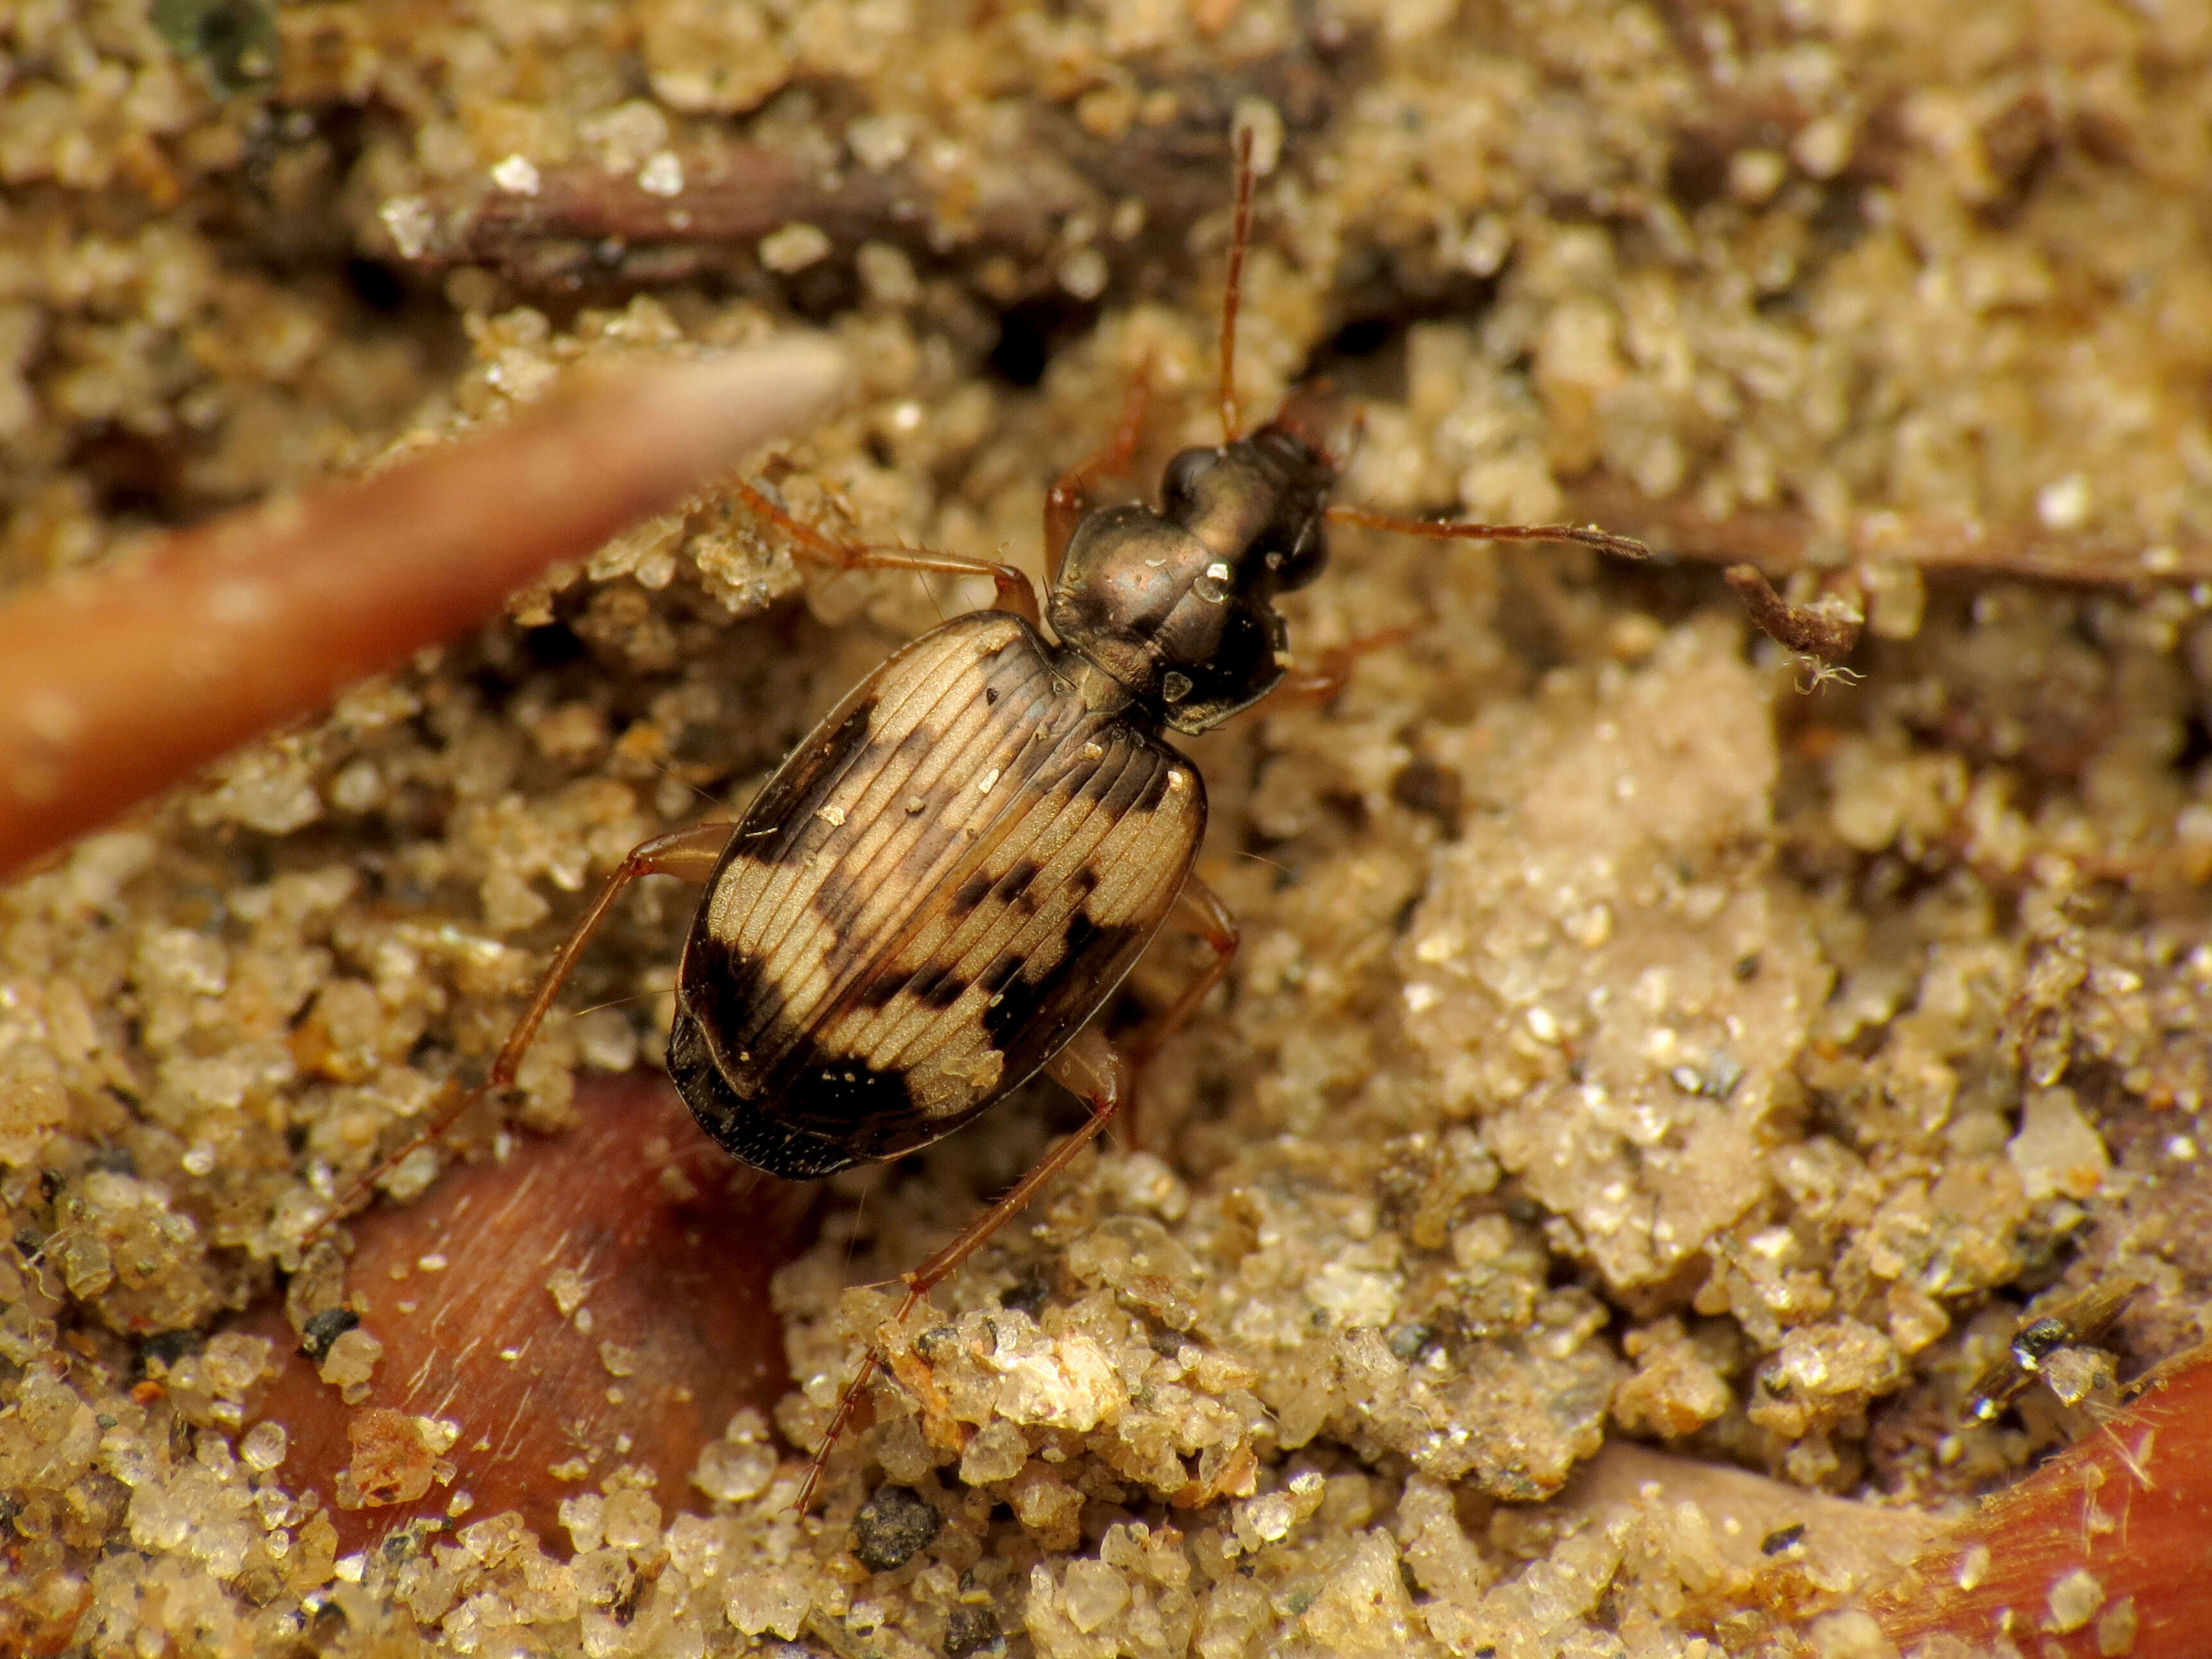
left=325, top=116, right=1652, bottom=1511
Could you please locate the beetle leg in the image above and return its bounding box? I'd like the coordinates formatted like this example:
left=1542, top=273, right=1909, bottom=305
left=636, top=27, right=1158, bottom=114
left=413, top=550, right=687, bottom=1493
left=1116, top=875, right=1239, bottom=1150
left=308, top=821, right=733, bottom=1240
left=1044, top=364, right=1151, bottom=584
left=730, top=478, right=1041, bottom=627
left=1127, top=877, right=1240, bottom=1066
left=797, top=1028, right=1130, bottom=1511
left=1217, top=119, right=1258, bottom=443
left=1260, top=626, right=1414, bottom=712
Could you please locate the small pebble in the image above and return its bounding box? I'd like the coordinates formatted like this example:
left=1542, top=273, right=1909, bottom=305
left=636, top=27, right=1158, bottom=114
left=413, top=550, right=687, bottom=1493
left=852, top=1484, right=942, bottom=1572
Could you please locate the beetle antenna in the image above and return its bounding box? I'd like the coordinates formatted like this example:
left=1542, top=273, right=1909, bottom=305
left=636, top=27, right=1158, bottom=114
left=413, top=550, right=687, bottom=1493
left=1219, top=119, right=1257, bottom=443
left=1327, top=505, right=1653, bottom=562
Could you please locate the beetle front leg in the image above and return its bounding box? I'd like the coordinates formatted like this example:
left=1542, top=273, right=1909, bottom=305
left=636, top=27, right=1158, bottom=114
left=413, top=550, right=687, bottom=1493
left=730, top=478, right=1041, bottom=626
left=1045, top=365, right=1152, bottom=584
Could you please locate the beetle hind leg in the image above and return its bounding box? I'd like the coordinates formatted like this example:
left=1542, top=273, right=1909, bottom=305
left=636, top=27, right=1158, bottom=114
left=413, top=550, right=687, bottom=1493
left=796, top=1028, right=1131, bottom=1511
left=792, top=889, right=1240, bottom=1510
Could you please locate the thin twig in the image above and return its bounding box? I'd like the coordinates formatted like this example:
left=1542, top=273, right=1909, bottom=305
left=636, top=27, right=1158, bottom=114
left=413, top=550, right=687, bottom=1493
left=364, top=55, right=1341, bottom=297
left=1723, top=564, right=1864, bottom=662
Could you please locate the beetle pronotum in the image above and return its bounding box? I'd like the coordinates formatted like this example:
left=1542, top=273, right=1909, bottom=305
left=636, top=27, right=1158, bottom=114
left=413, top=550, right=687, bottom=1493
left=322, top=114, right=1653, bottom=1511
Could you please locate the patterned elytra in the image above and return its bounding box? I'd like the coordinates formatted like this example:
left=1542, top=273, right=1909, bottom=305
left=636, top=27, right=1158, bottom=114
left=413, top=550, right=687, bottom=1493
left=669, top=611, right=1204, bottom=1178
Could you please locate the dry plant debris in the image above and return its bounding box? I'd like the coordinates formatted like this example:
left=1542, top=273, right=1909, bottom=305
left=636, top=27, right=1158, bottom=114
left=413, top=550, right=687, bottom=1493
left=8, top=2, right=2212, bottom=1658
left=0, top=339, right=846, bottom=879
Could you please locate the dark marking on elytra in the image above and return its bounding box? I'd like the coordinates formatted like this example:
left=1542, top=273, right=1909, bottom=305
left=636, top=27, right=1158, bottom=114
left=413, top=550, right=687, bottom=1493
left=886, top=708, right=949, bottom=772
left=981, top=913, right=1143, bottom=1054
left=1134, top=760, right=1174, bottom=816
left=1093, top=757, right=1156, bottom=827
left=780, top=1037, right=936, bottom=1154
left=979, top=952, right=1027, bottom=996
left=978, top=970, right=1046, bottom=1052
left=912, top=965, right=969, bottom=1009
left=681, top=940, right=785, bottom=1076
left=667, top=1009, right=920, bottom=1177
left=952, top=870, right=995, bottom=914
left=859, top=972, right=906, bottom=1008
left=1063, top=911, right=1105, bottom=959
left=993, top=859, right=1044, bottom=913
left=812, top=864, right=869, bottom=933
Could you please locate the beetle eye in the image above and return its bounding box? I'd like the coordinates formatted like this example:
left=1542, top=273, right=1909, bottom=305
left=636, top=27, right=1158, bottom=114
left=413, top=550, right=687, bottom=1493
left=1161, top=448, right=1218, bottom=511
left=1274, top=515, right=1328, bottom=591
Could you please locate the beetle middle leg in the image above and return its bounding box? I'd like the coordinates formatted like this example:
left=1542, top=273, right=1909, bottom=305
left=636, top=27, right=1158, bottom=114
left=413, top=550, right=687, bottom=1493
left=1117, top=876, right=1240, bottom=1152
left=730, top=478, right=1041, bottom=626
left=312, top=821, right=733, bottom=1232
left=798, top=1026, right=1132, bottom=1509
left=1248, top=627, right=1414, bottom=714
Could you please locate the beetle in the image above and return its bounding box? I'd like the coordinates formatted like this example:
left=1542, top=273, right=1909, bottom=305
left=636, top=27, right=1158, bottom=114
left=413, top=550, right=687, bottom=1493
left=326, top=119, right=1651, bottom=1509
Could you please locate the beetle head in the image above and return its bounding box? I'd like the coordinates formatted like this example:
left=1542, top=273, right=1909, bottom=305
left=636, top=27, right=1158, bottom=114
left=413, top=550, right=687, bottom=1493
left=1047, top=413, right=1337, bottom=733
